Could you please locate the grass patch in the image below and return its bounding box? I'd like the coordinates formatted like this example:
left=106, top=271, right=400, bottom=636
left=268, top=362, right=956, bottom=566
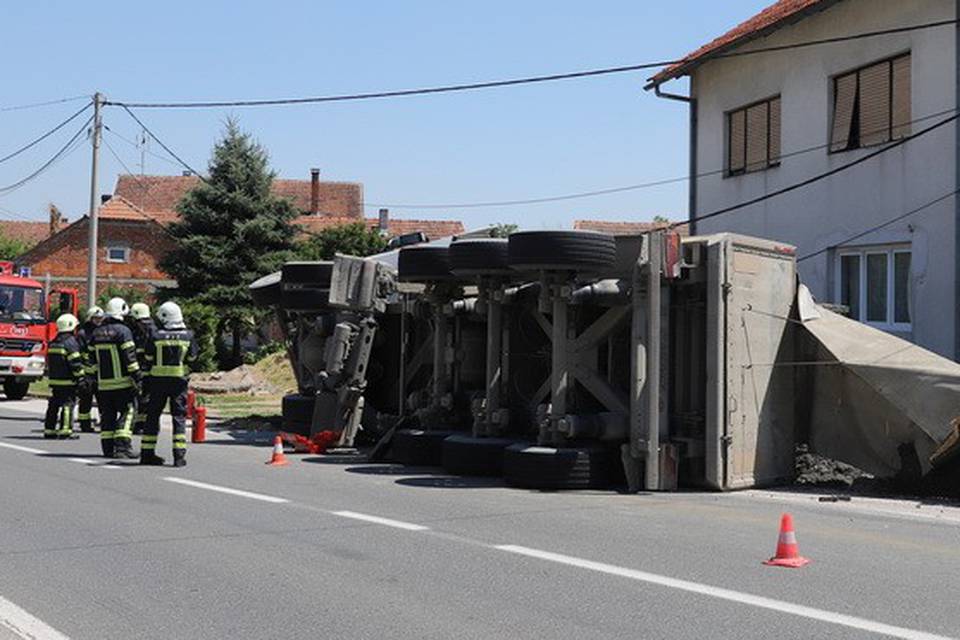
left=29, top=378, right=50, bottom=398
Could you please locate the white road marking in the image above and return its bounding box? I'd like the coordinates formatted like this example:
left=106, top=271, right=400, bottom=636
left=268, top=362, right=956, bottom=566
left=0, top=593, right=71, bottom=640
left=0, top=442, right=47, bottom=455
left=67, top=458, right=121, bottom=469
left=496, top=545, right=954, bottom=640
left=162, top=477, right=289, bottom=504
left=331, top=511, right=429, bottom=531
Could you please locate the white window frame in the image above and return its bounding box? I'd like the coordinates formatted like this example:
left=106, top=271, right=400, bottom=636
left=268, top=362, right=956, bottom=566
left=835, top=244, right=911, bottom=331
left=105, top=245, right=130, bottom=263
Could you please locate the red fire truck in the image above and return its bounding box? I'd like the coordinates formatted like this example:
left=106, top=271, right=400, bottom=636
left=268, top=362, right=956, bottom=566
left=0, top=262, right=78, bottom=400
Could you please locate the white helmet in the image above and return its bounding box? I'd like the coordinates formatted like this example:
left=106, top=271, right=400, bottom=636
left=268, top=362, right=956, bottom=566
left=85, top=306, right=104, bottom=321
left=156, top=301, right=185, bottom=329
left=104, top=297, right=129, bottom=320
left=56, top=313, right=79, bottom=333
left=130, top=302, right=151, bottom=320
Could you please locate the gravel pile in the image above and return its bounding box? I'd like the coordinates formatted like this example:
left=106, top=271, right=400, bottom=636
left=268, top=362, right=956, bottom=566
left=794, top=443, right=873, bottom=488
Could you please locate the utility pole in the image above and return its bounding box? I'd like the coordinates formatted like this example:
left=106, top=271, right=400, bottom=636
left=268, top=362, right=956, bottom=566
left=86, top=93, right=103, bottom=308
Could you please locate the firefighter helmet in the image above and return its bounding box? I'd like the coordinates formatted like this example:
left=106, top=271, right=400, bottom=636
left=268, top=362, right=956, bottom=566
left=156, top=301, right=185, bottom=329
left=130, top=302, right=151, bottom=320
left=56, top=313, right=79, bottom=333
left=104, top=297, right=129, bottom=320
left=85, top=306, right=104, bottom=321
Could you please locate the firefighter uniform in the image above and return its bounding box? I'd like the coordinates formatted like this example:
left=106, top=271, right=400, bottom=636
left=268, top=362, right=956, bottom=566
left=142, top=302, right=197, bottom=467
left=130, top=306, right=156, bottom=435
left=44, top=317, right=85, bottom=439
left=76, top=309, right=103, bottom=433
left=87, top=300, right=142, bottom=459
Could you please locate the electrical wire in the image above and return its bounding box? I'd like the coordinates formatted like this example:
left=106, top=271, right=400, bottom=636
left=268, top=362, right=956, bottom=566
left=104, top=19, right=958, bottom=109
left=100, top=136, right=178, bottom=234
left=119, top=106, right=206, bottom=181
left=0, top=103, right=91, bottom=165
left=103, top=125, right=183, bottom=168
left=0, top=116, right=93, bottom=196
left=797, top=189, right=960, bottom=262
left=0, top=95, right=90, bottom=113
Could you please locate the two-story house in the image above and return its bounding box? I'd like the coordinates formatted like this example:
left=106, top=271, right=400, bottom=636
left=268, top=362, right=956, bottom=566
left=646, top=0, right=958, bottom=360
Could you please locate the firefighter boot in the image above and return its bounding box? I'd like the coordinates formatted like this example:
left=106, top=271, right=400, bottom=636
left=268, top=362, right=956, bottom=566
left=140, top=450, right=165, bottom=466
left=101, top=439, right=114, bottom=458
left=172, top=449, right=187, bottom=467
left=112, top=439, right=138, bottom=460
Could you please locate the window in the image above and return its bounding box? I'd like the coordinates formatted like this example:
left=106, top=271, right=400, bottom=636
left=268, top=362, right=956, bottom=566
left=837, top=246, right=911, bottom=330
left=830, top=54, right=911, bottom=153
left=727, top=96, right=781, bottom=176
left=106, top=246, right=129, bottom=263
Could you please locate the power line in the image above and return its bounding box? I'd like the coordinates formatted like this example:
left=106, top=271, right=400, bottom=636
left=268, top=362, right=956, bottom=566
left=0, top=95, right=90, bottom=113
left=680, top=113, right=959, bottom=230
left=797, top=189, right=960, bottom=263
left=0, top=117, right=93, bottom=196
left=365, top=106, right=959, bottom=210
left=119, top=106, right=207, bottom=181
left=103, top=125, right=182, bottom=168
left=0, top=103, right=91, bottom=165
left=104, top=19, right=958, bottom=109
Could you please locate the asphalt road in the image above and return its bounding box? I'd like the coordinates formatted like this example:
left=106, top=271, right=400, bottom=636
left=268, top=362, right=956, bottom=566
left=0, top=399, right=957, bottom=639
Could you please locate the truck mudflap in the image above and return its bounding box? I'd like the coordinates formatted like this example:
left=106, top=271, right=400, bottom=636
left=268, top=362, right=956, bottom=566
left=798, top=285, right=960, bottom=479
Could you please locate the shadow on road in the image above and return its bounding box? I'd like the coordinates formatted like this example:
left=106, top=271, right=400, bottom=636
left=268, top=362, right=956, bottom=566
left=395, top=475, right=504, bottom=490
left=344, top=464, right=441, bottom=476
left=4, top=434, right=49, bottom=440
left=302, top=454, right=368, bottom=466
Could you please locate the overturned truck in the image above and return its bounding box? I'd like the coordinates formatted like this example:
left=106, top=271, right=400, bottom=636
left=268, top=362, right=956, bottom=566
left=250, top=229, right=960, bottom=492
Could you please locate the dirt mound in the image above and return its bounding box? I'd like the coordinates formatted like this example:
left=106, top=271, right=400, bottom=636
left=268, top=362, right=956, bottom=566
left=795, top=444, right=872, bottom=488
left=191, top=353, right=296, bottom=396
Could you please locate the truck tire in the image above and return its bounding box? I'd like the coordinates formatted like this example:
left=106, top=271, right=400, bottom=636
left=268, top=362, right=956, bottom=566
left=3, top=380, right=29, bottom=401
left=281, top=262, right=333, bottom=311
left=503, top=443, right=620, bottom=490
left=441, top=435, right=521, bottom=476
left=398, top=246, right=453, bottom=282
left=249, top=271, right=283, bottom=307
left=508, top=231, right=617, bottom=272
left=449, top=239, right=511, bottom=275
left=391, top=428, right=457, bottom=466
left=281, top=393, right=314, bottom=435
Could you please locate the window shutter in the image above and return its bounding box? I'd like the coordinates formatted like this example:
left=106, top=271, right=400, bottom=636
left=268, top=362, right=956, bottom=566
left=892, top=55, right=911, bottom=139
left=745, top=102, right=769, bottom=171
left=768, top=97, right=781, bottom=163
left=831, top=73, right=857, bottom=152
left=859, top=61, right=891, bottom=147
left=728, top=109, right=746, bottom=174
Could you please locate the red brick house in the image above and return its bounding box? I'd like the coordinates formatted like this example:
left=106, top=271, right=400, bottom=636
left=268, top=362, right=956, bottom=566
left=16, top=171, right=464, bottom=300
left=573, top=219, right=689, bottom=235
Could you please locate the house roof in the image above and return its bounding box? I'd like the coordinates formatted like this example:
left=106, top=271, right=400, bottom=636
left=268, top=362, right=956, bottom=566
left=646, top=0, right=841, bottom=87
left=97, top=195, right=176, bottom=224
left=294, top=216, right=465, bottom=239
left=113, top=173, right=364, bottom=219
left=573, top=219, right=689, bottom=236
left=0, top=220, right=53, bottom=246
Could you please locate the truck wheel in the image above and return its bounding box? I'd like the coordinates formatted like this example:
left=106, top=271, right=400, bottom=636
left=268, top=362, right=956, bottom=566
left=3, top=380, right=29, bottom=401
left=441, top=434, right=522, bottom=476
left=449, top=239, right=511, bottom=276
left=391, top=428, right=457, bottom=466
left=398, top=246, right=453, bottom=282
left=503, top=443, right=621, bottom=490
left=281, top=393, right=314, bottom=435
left=249, top=271, right=283, bottom=307
left=508, top=231, right=617, bottom=272
left=281, top=262, right=333, bottom=311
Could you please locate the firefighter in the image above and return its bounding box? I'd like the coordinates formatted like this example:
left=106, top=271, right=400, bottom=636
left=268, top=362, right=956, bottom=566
left=43, top=314, right=85, bottom=439
left=76, top=306, right=104, bottom=433
left=129, top=302, right=155, bottom=435
left=142, top=301, right=197, bottom=467
left=87, top=297, right=142, bottom=459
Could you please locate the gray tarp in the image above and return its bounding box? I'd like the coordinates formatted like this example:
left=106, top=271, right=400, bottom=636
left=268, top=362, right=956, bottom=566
left=798, top=285, right=960, bottom=477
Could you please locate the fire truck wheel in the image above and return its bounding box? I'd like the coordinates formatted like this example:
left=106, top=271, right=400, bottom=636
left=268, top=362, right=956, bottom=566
left=398, top=246, right=454, bottom=282
left=449, top=239, right=511, bottom=276
left=503, top=443, right=621, bottom=490
left=249, top=271, right=283, bottom=307
left=3, top=380, right=29, bottom=401
left=507, top=230, right=617, bottom=272
left=441, top=434, right=522, bottom=476
left=281, top=394, right=314, bottom=435
left=391, top=428, right=458, bottom=466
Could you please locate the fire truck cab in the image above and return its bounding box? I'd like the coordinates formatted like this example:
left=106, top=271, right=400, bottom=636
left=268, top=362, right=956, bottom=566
left=0, top=262, right=78, bottom=400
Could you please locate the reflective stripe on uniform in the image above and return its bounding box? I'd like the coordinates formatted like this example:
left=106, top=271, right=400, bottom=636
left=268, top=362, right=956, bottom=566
left=58, top=403, right=72, bottom=435
left=98, top=378, right=134, bottom=391
left=141, top=434, right=158, bottom=450
left=173, top=434, right=187, bottom=450
left=48, top=379, right=78, bottom=387
left=100, top=430, right=115, bottom=440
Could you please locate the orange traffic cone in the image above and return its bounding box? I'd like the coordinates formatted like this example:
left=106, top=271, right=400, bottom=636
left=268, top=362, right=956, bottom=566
left=265, top=435, right=289, bottom=466
left=764, top=513, right=809, bottom=568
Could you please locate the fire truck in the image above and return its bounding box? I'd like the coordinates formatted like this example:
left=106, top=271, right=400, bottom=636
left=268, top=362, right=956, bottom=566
left=0, top=262, right=78, bottom=400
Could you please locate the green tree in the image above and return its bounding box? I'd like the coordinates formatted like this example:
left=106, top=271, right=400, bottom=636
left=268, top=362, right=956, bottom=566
left=297, top=222, right=387, bottom=260
left=0, top=232, right=35, bottom=261
left=490, top=223, right=518, bottom=238
left=161, top=119, right=299, bottom=368
left=653, top=215, right=670, bottom=225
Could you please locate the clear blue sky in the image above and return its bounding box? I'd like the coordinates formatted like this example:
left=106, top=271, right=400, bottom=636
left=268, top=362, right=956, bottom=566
left=0, top=1, right=770, bottom=230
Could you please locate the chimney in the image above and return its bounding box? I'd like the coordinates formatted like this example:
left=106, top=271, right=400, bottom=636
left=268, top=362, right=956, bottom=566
left=378, top=208, right=389, bottom=232
left=310, top=168, right=320, bottom=215
left=48, top=204, right=63, bottom=237
left=182, top=170, right=192, bottom=177
left=100, top=194, right=112, bottom=204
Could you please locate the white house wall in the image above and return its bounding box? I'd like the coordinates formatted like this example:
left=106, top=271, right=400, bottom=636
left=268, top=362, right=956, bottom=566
left=692, top=0, right=957, bottom=357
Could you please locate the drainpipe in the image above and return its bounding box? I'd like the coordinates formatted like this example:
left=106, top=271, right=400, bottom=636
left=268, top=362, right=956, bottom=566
left=654, top=83, right=698, bottom=236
